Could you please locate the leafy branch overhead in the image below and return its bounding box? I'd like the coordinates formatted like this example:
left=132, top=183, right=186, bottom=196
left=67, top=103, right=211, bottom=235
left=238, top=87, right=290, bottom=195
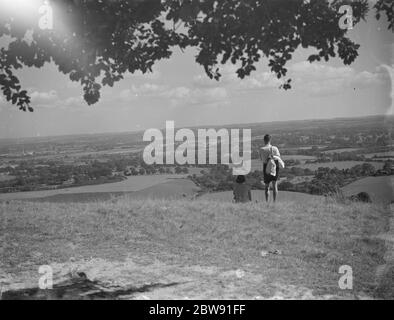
left=0, top=0, right=392, bottom=111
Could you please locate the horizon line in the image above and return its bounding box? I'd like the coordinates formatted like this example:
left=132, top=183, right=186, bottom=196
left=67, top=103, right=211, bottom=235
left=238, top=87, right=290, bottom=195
left=0, top=113, right=392, bottom=142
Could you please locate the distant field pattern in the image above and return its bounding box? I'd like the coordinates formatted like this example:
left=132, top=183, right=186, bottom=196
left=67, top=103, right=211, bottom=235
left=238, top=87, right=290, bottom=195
left=342, top=176, right=394, bottom=204
left=0, top=175, right=189, bottom=201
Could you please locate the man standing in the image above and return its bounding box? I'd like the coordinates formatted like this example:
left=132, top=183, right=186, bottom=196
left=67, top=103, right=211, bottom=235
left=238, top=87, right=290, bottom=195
left=259, top=134, right=284, bottom=203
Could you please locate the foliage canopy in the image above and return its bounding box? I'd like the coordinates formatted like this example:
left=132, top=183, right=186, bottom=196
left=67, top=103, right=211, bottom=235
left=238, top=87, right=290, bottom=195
left=0, top=0, right=392, bottom=111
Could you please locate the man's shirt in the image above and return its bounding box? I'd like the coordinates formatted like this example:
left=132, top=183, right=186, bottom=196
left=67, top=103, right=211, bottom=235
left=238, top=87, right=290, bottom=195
left=259, top=144, right=281, bottom=164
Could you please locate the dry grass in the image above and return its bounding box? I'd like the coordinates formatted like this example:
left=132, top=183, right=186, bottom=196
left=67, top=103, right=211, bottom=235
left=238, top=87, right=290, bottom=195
left=342, top=176, right=394, bottom=204
left=200, top=190, right=320, bottom=203
left=0, top=196, right=391, bottom=299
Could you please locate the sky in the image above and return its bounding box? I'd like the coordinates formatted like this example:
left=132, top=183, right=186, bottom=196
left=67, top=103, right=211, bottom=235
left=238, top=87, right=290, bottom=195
left=0, top=4, right=392, bottom=139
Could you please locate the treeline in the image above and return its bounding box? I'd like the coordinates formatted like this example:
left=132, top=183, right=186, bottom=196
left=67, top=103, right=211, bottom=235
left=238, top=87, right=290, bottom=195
left=0, top=160, right=120, bottom=193
left=0, top=155, right=198, bottom=193
left=281, top=162, right=392, bottom=195
left=124, top=165, right=189, bottom=176
left=190, top=161, right=393, bottom=196
left=190, top=165, right=315, bottom=193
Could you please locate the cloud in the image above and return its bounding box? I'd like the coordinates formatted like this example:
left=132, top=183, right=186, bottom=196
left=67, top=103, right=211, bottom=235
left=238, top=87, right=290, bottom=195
left=390, top=43, right=394, bottom=66
left=193, top=64, right=281, bottom=91
left=118, top=81, right=229, bottom=108
left=193, top=65, right=239, bottom=88
left=30, top=92, right=86, bottom=109
left=61, top=97, right=84, bottom=108
left=191, top=61, right=389, bottom=96
left=290, top=62, right=353, bottom=80
left=31, top=90, right=58, bottom=104
left=202, top=87, right=228, bottom=100
left=163, top=86, right=191, bottom=100
left=238, top=72, right=282, bottom=90
left=132, top=83, right=165, bottom=95
left=0, top=88, right=87, bottom=110
left=120, top=83, right=167, bottom=101
left=124, top=69, right=161, bottom=81
left=66, top=81, right=80, bottom=89
left=288, top=62, right=388, bottom=96
left=163, top=86, right=228, bottom=107
left=1, top=89, right=86, bottom=110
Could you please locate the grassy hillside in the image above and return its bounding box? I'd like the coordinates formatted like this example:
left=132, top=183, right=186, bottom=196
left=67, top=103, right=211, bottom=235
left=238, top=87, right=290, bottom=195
left=0, top=197, right=392, bottom=299
left=200, top=190, right=321, bottom=203
left=342, top=176, right=394, bottom=204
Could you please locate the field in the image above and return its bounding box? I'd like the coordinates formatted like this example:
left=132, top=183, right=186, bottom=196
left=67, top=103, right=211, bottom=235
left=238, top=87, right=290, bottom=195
left=251, top=158, right=312, bottom=171
left=0, top=115, right=392, bottom=200
left=251, top=159, right=385, bottom=172
left=283, top=146, right=326, bottom=150
left=0, top=174, right=14, bottom=182
left=1, top=197, right=392, bottom=300
left=297, top=161, right=384, bottom=171
left=289, top=176, right=314, bottom=184
left=322, top=148, right=361, bottom=154
left=341, top=176, right=394, bottom=204
left=364, top=151, right=394, bottom=158
left=281, top=155, right=317, bottom=161
left=13, top=179, right=199, bottom=203
left=0, top=116, right=393, bottom=299
left=251, top=156, right=316, bottom=171
left=0, top=174, right=190, bottom=201
left=186, top=167, right=205, bottom=176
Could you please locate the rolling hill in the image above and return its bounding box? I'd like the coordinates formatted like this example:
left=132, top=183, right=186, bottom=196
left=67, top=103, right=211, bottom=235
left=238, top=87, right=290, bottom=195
left=341, top=176, right=394, bottom=204
left=1, top=196, right=392, bottom=299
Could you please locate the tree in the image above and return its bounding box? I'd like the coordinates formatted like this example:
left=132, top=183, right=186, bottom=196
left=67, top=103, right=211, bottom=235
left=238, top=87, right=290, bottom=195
left=0, top=0, right=392, bottom=111
left=350, top=192, right=372, bottom=203
left=165, top=167, right=172, bottom=174
left=130, top=167, right=139, bottom=175
left=360, top=162, right=375, bottom=176
left=181, top=167, right=189, bottom=174
left=383, top=160, right=393, bottom=174
left=376, top=135, right=390, bottom=146
left=174, top=166, right=183, bottom=174
left=279, top=180, right=294, bottom=191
